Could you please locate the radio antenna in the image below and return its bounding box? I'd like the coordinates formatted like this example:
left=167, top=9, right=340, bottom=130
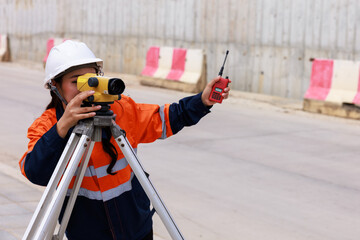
left=218, top=50, right=229, bottom=77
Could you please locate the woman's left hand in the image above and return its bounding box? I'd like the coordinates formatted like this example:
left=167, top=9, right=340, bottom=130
left=201, top=76, right=231, bottom=107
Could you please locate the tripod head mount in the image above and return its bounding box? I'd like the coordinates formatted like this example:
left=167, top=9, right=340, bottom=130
left=81, top=101, right=115, bottom=116
left=75, top=113, right=119, bottom=143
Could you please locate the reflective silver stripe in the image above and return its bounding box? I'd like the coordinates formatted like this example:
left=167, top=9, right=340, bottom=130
left=73, top=150, right=137, bottom=178
left=101, top=172, right=134, bottom=201
left=66, top=172, right=134, bottom=201
left=159, top=105, right=167, bottom=139
left=21, top=151, right=30, bottom=170
left=86, top=165, right=96, bottom=177
left=94, top=158, right=129, bottom=178
left=67, top=149, right=139, bottom=201
left=73, top=165, right=96, bottom=177
left=67, top=188, right=103, bottom=200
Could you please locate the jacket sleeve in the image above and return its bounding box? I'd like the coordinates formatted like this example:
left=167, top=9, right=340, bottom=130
left=114, top=92, right=211, bottom=145
left=169, top=92, right=211, bottom=134
left=19, top=112, right=68, bottom=186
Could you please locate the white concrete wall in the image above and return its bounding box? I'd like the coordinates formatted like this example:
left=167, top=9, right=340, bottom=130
left=1, top=0, right=360, bottom=99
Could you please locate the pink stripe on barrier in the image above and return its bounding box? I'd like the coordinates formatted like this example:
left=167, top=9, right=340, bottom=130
left=166, top=48, right=186, bottom=80
left=353, top=68, right=360, bottom=104
left=43, top=38, right=55, bottom=62
left=141, top=46, right=160, bottom=76
left=304, top=59, right=333, bottom=100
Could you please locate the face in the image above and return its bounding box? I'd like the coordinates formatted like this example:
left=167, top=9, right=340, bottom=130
left=57, top=67, right=96, bottom=106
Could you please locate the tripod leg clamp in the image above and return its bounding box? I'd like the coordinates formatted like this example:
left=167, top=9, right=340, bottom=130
left=110, top=120, right=126, bottom=138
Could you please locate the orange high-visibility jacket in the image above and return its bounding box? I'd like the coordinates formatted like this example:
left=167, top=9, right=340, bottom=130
left=20, top=94, right=174, bottom=198
left=19, top=93, right=210, bottom=239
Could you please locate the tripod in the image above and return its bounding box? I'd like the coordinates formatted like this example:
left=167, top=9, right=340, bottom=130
left=22, top=113, right=185, bottom=240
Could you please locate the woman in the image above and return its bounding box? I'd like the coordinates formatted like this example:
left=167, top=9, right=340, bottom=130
left=19, top=40, right=230, bottom=240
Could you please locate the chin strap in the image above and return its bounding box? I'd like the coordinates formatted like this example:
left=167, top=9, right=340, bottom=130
left=48, top=81, right=68, bottom=106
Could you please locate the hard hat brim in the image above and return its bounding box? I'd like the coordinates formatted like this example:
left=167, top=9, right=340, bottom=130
left=44, top=57, right=103, bottom=88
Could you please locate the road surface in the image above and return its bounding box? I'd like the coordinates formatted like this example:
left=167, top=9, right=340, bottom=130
left=0, top=62, right=359, bottom=240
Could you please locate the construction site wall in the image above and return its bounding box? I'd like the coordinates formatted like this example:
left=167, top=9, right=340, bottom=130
left=1, top=0, right=359, bottom=99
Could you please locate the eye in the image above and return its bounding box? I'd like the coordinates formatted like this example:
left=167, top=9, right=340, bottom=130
left=72, top=80, right=77, bottom=84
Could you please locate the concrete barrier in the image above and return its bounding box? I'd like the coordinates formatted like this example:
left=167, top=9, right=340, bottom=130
left=303, top=59, right=360, bottom=119
left=139, top=46, right=207, bottom=93
left=0, top=34, right=10, bottom=61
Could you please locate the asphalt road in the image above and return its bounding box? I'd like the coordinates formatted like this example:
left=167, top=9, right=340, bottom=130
left=0, top=62, right=359, bottom=240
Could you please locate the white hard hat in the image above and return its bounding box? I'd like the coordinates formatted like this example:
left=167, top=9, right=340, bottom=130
left=44, top=40, right=103, bottom=88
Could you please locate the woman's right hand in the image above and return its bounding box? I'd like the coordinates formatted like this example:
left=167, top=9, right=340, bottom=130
left=56, top=90, right=101, bottom=138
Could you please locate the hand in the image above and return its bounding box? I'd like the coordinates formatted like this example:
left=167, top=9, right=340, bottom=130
left=56, top=91, right=101, bottom=138
left=201, top=77, right=231, bottom=107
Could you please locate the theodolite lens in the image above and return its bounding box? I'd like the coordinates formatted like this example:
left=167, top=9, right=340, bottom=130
left=108, top=78, right=125, bottom=95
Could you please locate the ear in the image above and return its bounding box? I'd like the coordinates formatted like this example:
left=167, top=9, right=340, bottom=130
left=49, top=79, right=55, bottom=87
left=52, top=78, right=62, bottom=89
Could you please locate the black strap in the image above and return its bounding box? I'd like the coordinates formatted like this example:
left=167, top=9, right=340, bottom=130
left=48, top=83, right=68, bottom=106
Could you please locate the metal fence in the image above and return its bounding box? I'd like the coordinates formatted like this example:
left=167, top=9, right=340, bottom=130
left=1, top=0, right=359, bottom=99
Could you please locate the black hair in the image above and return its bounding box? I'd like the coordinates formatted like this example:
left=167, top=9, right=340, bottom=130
left=46, top=76, right=63, bottom=110
left=102, top=128, right=119, bottom=175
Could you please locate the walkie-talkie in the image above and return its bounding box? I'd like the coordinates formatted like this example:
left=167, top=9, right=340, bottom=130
left=209, top=50, right=230, bottom=103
